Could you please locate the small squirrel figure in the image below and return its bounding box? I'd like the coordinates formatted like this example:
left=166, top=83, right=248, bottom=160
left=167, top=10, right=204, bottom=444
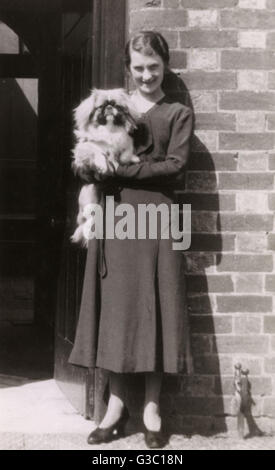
left=233, top=363, right=264, bottom=438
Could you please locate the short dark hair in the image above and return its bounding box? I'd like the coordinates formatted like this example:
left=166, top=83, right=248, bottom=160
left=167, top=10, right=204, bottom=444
left=125, top=31, right=170, bottom=69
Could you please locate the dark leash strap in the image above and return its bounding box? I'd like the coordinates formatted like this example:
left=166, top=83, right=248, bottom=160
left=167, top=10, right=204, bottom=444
left=97, top=184, right=123, bottom=279
left=98, top=192, right=107, bottom=279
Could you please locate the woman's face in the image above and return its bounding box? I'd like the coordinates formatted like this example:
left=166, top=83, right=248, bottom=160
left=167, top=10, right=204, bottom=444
left=129, top=49, right=165, bottom=98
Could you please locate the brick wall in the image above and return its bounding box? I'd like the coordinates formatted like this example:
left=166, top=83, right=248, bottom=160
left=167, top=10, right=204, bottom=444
left=128, top=0, right=275, bottom=434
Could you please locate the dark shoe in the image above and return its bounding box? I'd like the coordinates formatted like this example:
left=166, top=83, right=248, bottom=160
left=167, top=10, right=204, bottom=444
left=144, top=426, right=166, bottom=449
left=87, top=408, right=129, bottom=445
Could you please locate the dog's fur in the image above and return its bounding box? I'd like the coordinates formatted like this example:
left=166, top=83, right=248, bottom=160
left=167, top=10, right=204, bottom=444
left=71, top=88, right=140, bottom=247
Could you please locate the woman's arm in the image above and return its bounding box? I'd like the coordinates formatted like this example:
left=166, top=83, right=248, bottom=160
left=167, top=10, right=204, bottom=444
left=76, top=167, right=98, bottom=183
left=115, top=107, right=193, bottom=181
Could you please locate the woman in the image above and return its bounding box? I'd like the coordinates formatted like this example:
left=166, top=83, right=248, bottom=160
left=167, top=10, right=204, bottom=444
left=69, top=31, right=193, bottom=448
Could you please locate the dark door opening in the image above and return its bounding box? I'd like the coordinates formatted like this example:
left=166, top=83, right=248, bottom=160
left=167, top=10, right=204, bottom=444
left=0, top=21, right=54, bottom=381
left=0, top=0, right=127, bottom=421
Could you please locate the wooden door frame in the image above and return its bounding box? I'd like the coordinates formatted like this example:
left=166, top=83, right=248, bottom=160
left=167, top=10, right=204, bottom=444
left=54, top=0, right=127, bottom=422
left=91, top=0, right=127, bottom=423
left=91, top=0, right=127, bottom=88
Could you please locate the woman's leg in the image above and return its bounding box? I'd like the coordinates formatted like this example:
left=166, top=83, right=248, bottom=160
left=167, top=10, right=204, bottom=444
left=143, top=372, right=163, bottom=431
left=99, top=372, right=126, bottom=428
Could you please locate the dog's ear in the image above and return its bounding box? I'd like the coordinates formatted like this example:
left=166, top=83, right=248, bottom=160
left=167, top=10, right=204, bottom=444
left=73, top=89, right=98, bottom=132
left=112, top=89, right=140, bottom=121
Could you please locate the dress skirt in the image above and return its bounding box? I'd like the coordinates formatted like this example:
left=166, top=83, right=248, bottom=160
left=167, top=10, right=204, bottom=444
left=69, top=186, right=192, bottom=374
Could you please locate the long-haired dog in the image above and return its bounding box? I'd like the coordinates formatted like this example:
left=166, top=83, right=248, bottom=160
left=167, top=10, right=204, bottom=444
left=71, top=88, right=140, bottom=247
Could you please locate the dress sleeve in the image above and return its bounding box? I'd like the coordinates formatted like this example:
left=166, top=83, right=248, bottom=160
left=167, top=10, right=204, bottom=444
left=115, top=106, right=193, bottom=181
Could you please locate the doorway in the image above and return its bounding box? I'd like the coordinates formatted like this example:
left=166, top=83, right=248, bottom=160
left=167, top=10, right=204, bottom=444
left=0, top=0, right=127, bottom=420
left=0, top=19, right=54, bottom=381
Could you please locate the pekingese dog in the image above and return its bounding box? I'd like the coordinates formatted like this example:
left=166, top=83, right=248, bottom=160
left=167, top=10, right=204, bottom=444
left=71, top=88, right=140, bottom=247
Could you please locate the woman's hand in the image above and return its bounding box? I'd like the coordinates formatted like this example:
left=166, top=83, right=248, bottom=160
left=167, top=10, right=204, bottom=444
left=94, top=151, right=118, bottom=181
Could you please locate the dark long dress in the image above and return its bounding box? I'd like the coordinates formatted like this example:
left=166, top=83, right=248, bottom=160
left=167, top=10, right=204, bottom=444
left=69, top=96, right=193, bottom=374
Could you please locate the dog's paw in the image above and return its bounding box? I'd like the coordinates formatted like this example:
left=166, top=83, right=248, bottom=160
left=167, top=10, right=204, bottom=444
left=131, top=155, right=140, bottom=163
left=94, top=152, right=108, bottom=174
left=82, top=203, right=99, bottom=219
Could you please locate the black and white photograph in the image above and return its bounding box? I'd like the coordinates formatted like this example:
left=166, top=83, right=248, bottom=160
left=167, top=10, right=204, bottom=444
left=0, top=0, right=275, bottom=452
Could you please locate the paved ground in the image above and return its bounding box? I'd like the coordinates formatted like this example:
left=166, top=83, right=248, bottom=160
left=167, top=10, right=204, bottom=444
left=0, top=376, right=274, bottom=450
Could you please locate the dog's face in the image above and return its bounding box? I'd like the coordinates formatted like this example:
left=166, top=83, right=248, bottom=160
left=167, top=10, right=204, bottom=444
left=74, top=88, right=139, bottom=134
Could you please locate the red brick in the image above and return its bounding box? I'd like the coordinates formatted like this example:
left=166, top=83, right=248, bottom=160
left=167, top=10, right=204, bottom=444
left=239, top=31, right=266, bottom=49
left=264, top=316, right=275, bottom=333
left=263, top=398, right=275, bottom=417
left=268, top=234, right=275, bottom=251
left=180, top=71, right=237, bottom=90
left=230, top=358, right=262, bottom=375
left=190, top=234, right=234, bottom=252
left=189, top=152, right=238, bottom=171
left=264, top=357, right=275, bottom=374
left=236, top=274, right=263, bottom=293
left=267, top=114, right=275, bottom=131
left=268, top=154, right=275, bottom=170
left=192, top=213, right=219, bottom=235
left=215, top=335, right=269, bottom=354
left=188, top=295, right=213, bottom=314
left=191, top=315, right=232, bottom=334
left=165, top=415, right=212, bottom=434
left=187, top=172, right=217, bottom=192
left=236, top=233, right=267, bottom=253
left=170, top=51, right=187, bottom=69
left=238, top=152, right=268, bottom=171
left=173, top=396, right=230, bottom=416
left=217, top=254, right=273, bottom=272
left=218, top=172, right=274, bottom=190
left=130, top=9, right=187, bottom=30
left=268, top=72, right=275, bottom=89
left=128, top=0, right=162, bottom=11
left=220, top=92, right=275, bottom=111
left=180, top=31, right=237, bottom=49
left=234, top=315, right=262, bottom=334
left=265, top=275, right=275, bottom=292
left=188, top=11, right=218, bottom=29
left=129, top=0, right=161, bottom=9
left=191, top=334, right=212, bottom=354
left=191, top=91, right=217, bottom=112
left=238, top=71, right=266, bottom=91
left=187, top=275, right=234, bottom=293
left=194, top=355, right=232, bottom=375
left=154, top=30, right=178, bottom=48
left=181, top=0, right=238, bottom=6
left=179, top=376, right=215, bottom=397
left=215, top=376, right=272, bottom=397
left=237, top=112, right=265, bottom=133
left=185, top=253, right=215, bottom=274
left=219, top=133, right=275, bottom=151
left=192, top=131, right=217, bottom=152
left=163, top=0, right=179, bottom=7
left=222, top=51, right=275, bottom=70
left=268, top=193, right=275, bottom=210
left=221, top=10, right=275, bottom=29
left=236, top=192, right=268, bottom=214
left=220, top=215, right=273, bottom=233
left=219, top=173, right=274, bottom=190
left=196, top=113, right=236, bottom=131
left=217, top=295, right=272, bottom=313
left=191, top=212, right=217, bottom=234
left=267, top=32, right=275, bottom=50
left=179, top=193, right=235, bottom=211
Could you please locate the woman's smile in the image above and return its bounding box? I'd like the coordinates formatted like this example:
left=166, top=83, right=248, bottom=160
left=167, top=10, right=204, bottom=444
left=129, top=50, right=165, bottom=100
